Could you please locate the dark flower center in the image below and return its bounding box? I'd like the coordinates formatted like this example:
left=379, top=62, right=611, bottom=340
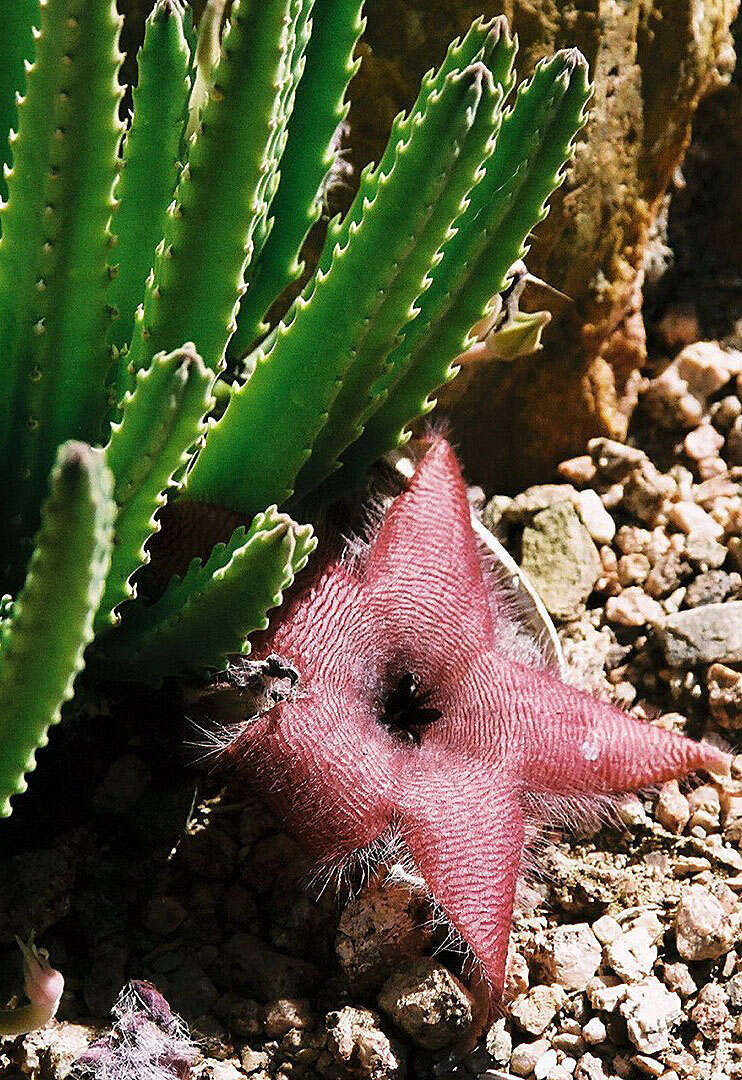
left=380, top=671, right=441, bottom=745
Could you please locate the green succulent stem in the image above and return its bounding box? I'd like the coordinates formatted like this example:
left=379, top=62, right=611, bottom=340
left=186, top=60, right=499, bottom=516
left=292, top=51, right=509, bottom=500
left=0, top=0, right=124, bottom=585
left=336, top=50, right=591, bottom=488
left=109, top=0, right=191, bottom=377
left=315, top=15, right=515, bottom=273
left=96, top=346, right=215, bottom=632
left=0, top=3, right=589, bottom=816
left=228, top=0, right=366, bottom=358
left=103, top=508, right=315, bottom=683
left=0, top=0, right=39, bottom=206
left=126, top=0, right=306, bottom=376
left=0, top=443, right=114, bottom=818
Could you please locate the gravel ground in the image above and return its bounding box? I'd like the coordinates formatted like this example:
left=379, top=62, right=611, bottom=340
left=1, top=334, right=742, bottom=1080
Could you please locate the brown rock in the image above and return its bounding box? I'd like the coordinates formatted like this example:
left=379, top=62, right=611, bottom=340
left=509, top=984, right=566, bottom=1036
left=655, top=780, right=690, bottom=834
left=674, top=883, right=738, bottom=961
left=431, top=2, right=739, bottom=490
left=377, top=959, right=474, bottom=1050
left=335, top=882, right=433, bottom=994
left=529, top=923, right=602, bottom=991
left=690, top=983, right=729, bottom=1041
left=322, top=1007, right=405, bottom=1080
left=264, top=999, right=314, bottom=1038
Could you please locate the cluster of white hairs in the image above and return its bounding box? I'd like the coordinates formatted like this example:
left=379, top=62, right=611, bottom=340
left=71, top=981, right=197, bottom=1080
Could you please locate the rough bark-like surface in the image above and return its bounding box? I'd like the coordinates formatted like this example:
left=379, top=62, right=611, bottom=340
left=348, top=0, right=739, bottom=491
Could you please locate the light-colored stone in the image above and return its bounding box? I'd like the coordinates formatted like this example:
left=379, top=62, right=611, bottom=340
left=657, top=602, right=742, bottom=665
left=485, top=1016, right=512, bottom=1066
left=605, top=927, right=658, bottom=983
left=510, top=1038, right=552, bottom=1078
left=581, top=1017, right=607, bottom=1046
left=510, top=985, right=566, bottom=1036
left=575, top=489, right=616, bottom=545
left=617, top=553, right=651, bottom=587
left=629, top=1054, right=664, bottom=1078
left=683, top=424, right=725, bottom=461
left=558, top=456, right=597, bottom=486
left=667, top=502, right=724, bottom=539
left=686, top=784, right=720, bottom=830
left=377, top=959, right=473, bottom=1051
left=13, top=1022, right=98, bottom=1080
left=707, top=663, right=742, bottom=728
left=264, top=999, right=314, bottom=1038
left=675, top=883, right=738, bottom=961
left=721, top=788, right=742, bottom=842
left=324, top=1006, right=405, bottom=1080
left=529, top=924, right=602, bottom=992
left=690, top=982, right=729, bottom=1041
left=617, top=793, right=648, bottom=827
left=592, top=915, right=622, bottom=946
left=685, top=534, right=728, bottom=568
left=574, top=1053, right=610, bottom=1080
left=662, top=962, right=696, bottom=999
left=520, top=504, right=602, bottom=619
left=586, top=975, right=627, bottom=1013
left=534, top=1048, right=559, bottom=1080
left=619, top=977, right=683, bottom=1054
left=655, top=781, right=691, bottom=834
left=605, top=588, right=664, bottom=628
left=676, top=341, right=742, bottom=398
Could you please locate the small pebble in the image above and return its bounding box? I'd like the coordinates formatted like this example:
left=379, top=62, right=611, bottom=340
left=558, top=456, right=597, bottom=486
left=630, top=1054, right=664, bottom=1077
left=591, top=915, right=622, bottom=946
left=619, top=977, right=683, bottom=1054
left=534, top=1048, right=559, bottom=1080
left=684, top=424, right=724, bottom=461
left=617, top=553, right=650, bottom=586
left=575, top=489, right=616, bottom=544
left=605, top=589, right=663, bottom=628
left=486, top=1016, right=512, bottom=1065
left=690, top=983, right=729, bottom=1041
left=581, top=1017, right=607, bottom=1045
left=529, top=925, right=602, bottom=992
left=675, top=883, right=738, bottom=961
left=605, top=927, right=657, bottom=983
left=510, top=1038, right=552, bottom=1078
left=708, top=662, right=742, bottom=728
left=667, top=502, right=724, bottom=539
left=586, top=975, right=627, bottom=1013
left=510, top=985, right=566, bottom=1036
left=655, top=781, right=690, bottom=833
left=662, top=963, right=697, bottom=999
left=574, top=1052, right=611, bottom=1080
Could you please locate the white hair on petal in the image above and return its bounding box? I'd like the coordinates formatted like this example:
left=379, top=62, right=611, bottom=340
left=80, top=982, right=197, bottom=1080
left=183, top=714, right=244, bottom=767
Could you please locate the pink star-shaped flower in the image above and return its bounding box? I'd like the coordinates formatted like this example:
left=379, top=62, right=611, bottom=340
left=229, top=438, right=726, bottom=1017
